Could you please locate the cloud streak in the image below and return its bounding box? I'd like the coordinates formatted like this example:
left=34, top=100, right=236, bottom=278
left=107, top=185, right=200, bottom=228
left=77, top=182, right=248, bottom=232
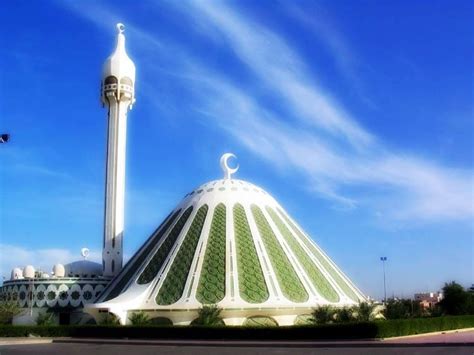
left=181, top=1, right=373, bottom=148
left=60, top=0, right=473, bottom=222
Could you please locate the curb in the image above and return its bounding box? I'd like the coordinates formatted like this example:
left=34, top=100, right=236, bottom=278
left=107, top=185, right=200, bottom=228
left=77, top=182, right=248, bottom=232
left=52, top=338, right=474, bottom=348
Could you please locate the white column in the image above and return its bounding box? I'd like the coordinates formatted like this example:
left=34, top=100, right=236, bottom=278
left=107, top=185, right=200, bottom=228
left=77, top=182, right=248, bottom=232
left=102, top=95, right=130, bottom=277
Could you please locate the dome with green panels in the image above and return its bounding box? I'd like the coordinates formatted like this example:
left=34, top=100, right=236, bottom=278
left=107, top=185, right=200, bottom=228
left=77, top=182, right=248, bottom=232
left=86, top=154, right=366, bottom=326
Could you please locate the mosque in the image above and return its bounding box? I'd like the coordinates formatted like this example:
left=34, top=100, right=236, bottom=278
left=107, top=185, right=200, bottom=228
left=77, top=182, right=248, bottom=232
left=0, top=24, right=366, bottom=326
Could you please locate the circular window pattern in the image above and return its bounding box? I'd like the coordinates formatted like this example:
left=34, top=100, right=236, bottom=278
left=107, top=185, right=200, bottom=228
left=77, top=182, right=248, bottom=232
left=37, top=291, right=45, bottom=300
left=59, top=291, right=68, bottom=300
left=83, top=290, right=93, bottom=300
left=47, top=291, right=56, bottom=300
left=71, top=291, right=80, bottom=300
left=19, top=291, right=26, bottom=300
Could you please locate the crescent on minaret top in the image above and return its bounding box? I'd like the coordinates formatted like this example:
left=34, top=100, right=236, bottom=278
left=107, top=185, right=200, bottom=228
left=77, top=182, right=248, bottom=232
left=116, top=23, right=125, bottom=34
left=220, top=153, right=239, bottom=180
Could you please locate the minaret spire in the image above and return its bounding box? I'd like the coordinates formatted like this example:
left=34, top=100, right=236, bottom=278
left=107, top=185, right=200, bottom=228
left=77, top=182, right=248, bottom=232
left=101, top=23, right=136, bottom=277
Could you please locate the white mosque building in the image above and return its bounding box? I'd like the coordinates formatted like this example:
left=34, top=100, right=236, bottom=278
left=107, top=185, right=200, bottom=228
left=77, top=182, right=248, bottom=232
left=0, top=24, right=366, bottom=326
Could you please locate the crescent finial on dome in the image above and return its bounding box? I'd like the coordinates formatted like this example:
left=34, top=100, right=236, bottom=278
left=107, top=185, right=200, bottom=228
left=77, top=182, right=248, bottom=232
left=220, top=153, right=239, bottom=179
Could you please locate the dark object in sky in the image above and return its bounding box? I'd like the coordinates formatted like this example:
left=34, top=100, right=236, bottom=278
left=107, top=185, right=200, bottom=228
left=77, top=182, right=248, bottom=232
left=0, top=134, right=10, bottom=143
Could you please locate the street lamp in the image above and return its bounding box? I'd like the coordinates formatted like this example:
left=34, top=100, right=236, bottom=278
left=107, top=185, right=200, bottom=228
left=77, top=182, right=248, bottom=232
left=0, top=134, right=10, bottom=143
left=380, top=256, right=387, bottom=304
left=29, top=275, right=35, bottom=317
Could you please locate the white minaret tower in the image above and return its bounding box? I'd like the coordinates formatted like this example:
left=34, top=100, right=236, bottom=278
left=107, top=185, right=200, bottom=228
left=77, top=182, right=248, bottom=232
left=101, top=23, right=135, bottom=277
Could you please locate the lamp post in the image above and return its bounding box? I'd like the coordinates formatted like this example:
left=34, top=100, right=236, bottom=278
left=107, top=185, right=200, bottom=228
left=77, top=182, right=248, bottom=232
left=29, top=275, right=35, bottom=317
left=380, top=256, right=387, bottom=304
left=0, top=134, right=10, bottom=143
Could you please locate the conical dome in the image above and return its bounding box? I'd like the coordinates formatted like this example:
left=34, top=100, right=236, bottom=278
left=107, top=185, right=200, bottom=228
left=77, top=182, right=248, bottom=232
left=87, top=154, right=365, bottom=326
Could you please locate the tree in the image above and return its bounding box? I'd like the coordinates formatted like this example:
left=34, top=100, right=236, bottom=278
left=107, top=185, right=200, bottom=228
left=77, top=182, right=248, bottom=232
left=438, top=281, right=470, bottom=315
left=383, top=299, right=408, bottom=319
left=98, top=312, right=120, bottom=325
left=0, top=300, right=23, bottom=324
left=353, top=302, right=376, bottom=322
left=128, top=311, right=151, bottom=325
left=36, top=311, right=54, bottom=325
left=192, top=305, right=224, bottom=326
left=334, top=307, right=354, bottom=323
left=311, top=305, right=335, bottom=325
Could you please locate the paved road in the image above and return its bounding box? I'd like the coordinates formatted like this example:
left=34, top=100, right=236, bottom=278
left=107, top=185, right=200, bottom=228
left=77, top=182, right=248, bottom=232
left=1, top=343, right=473, bottom=355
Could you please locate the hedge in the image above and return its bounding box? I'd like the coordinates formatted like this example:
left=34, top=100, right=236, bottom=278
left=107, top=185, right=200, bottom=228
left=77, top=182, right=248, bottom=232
left=375, top=315, right=474, bottom=338
left=0, top=316, right=472, bottom=339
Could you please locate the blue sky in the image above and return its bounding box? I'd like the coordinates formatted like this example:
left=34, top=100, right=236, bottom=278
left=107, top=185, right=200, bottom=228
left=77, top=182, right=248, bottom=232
left=0, top=0, right=472, bottom=300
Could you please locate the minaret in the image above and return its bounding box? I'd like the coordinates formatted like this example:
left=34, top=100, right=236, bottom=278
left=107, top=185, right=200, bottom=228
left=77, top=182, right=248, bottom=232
left=101, top=23, right=135, bottom=277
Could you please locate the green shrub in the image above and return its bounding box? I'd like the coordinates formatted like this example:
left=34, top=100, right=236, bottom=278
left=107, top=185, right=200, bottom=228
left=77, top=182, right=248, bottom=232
left=334, top=307, right=354, bottom=323
left=36, top=312, right=54, bottom=326
left=384, top=298, right=425, bottom=319
left=191, top=305, right=224, bottom=326
left=353, top=302, right=377, bottom=322
left=128, top=311, right=150, bottom=325
left=98, top=313, right=120, bottom=326
left=0, top=300, right=23, bottom=325
left=311, top=305, right=336, bottom=324
left=375, top=315, right=474, bottom=338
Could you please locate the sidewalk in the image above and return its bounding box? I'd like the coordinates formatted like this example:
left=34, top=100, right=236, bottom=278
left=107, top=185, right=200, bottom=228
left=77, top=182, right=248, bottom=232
left=383, top=328, right=474, bottom=344
left=0, top=337, right=53, bottom=346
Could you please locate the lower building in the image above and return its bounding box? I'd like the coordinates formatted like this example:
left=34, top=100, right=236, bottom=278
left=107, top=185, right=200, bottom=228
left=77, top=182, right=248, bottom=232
left=414, top=292, right=443, bottom=310
left=0, top=257, right=110, bottom=325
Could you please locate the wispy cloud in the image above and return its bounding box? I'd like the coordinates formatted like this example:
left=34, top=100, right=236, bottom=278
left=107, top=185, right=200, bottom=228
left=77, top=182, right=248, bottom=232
left=179, top=1, right=373, bottom=148
left=282, top=3, right=376, bottom=109
left=59, top=1, right=473, bottom=223
left=189, top=73, right=473, bottom=220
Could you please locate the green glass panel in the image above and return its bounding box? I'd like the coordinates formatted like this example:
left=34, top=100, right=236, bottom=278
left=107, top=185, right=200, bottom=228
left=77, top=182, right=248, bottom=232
left=266, top=207, right=339, bottom=302
left=251, top=205, right=308, bottom=303
left=196, top=204, right=226, bottom=304
left=156, top=205, right=209, bottom=305
left=102, top=209, right=180, bottom=301
left=243, top=316, right=278, bottom=327
left=233, top=204, right=269, bottom=303
left=294, top=314, right=313, bottom=325
left=277, top=208, right=361, bottom=302
left=137, top=207, right=193, bottom=285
